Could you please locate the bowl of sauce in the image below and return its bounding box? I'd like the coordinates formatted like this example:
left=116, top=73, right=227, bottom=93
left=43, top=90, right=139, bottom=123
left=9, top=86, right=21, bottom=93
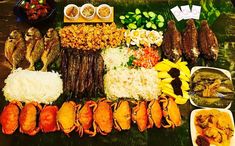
left=80, top=3, right=95, bottom=20
left=97, top=4, right=112, bottom=20
left=64, top=4, right=79, bottom=20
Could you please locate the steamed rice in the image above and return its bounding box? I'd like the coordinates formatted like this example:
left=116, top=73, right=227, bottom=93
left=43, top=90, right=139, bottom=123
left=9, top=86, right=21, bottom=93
left=104, top=67, right=161, bottom=100
left=101, top=46, right=130, bottom=70
left=3, top=68, right=63, bottom=104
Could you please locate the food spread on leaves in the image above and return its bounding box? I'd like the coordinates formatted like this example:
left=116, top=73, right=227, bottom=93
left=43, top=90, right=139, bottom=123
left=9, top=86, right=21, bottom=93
left=0, top=2, right=233, bottom=143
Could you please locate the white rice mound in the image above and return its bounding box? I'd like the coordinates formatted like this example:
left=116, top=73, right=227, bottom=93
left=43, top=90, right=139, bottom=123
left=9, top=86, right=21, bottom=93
left=3, top=68, right=63, bottom=104
left=104, top=67, right=161, bottom=100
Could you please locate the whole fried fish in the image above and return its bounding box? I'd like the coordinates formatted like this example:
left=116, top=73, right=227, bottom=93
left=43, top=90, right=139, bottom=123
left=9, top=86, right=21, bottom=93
left=199, top=20, right=219, bottom=60
left=162, top=20, right=182, bottom=62
left=4, top=30, right=26, bottom=70
left=41, top=28, right=60, bottom=71
left=25, top=27, right=44, bottom=70
left=182, top=19, right=200, bottom=63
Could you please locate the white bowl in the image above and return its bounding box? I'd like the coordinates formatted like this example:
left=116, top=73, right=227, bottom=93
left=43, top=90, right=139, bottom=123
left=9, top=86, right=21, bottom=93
left=80, top=3, right=96, bottom=20
left=190, top=108, right=235, bottom=146
left=96, top=4, right=112, bottom=20
left=64, top=4, right=79, bottom=20
left=190, top=66, right=233, bottom=109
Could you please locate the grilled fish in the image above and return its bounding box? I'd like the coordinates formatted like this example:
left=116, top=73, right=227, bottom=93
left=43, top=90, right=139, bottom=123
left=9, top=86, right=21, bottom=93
left=25, top=27, right=44, bottom=70
left=4, top=30, right=26, bottom=70
left=182, top=19, right=200, bottom=63
left=199, top=20, right=219, bottom=60
left=162, top=20, right=182, bottom=62
left=41, top=28, right=60, bottom=71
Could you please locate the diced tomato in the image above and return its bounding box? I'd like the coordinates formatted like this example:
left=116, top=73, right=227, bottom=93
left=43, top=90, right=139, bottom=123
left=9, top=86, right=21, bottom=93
left=132, top=45, right=160, bottom=68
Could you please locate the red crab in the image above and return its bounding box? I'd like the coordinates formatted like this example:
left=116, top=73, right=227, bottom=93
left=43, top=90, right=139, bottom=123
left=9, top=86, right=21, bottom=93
left=19, top=102, right=42, bottom=136
left=0, top=101, right=23, bottom=134
left=39, top=105, right=59, bottom=133
left=132, top=101, right=148, bottom=132
left=76, top=101, right=96, bottom=137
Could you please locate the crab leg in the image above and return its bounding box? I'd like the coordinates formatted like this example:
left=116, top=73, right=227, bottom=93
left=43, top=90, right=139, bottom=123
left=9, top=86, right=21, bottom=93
left=147, top=100, right=154, bottom=129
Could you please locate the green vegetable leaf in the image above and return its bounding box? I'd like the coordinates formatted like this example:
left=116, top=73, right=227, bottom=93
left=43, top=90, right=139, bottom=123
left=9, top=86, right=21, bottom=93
left=128, top=12, right=135, bottom=15
left=128, top=23, right=137, bottom=29
left=143, top=12, right=149, bottom=18
left=146, top=22, right=152, bottom=28
left=127, top=55, right=136, bottom=66
left=135, top=8, right=141, bottom=15
left=157, top=15, right=164, bottom=22
left=148, top=11, right=156, bottom=18
left=119, top=15, right=125, bottom=20
left=151, top=23, right=157, bottom=29
left=158, top=22, right=164, bottom=28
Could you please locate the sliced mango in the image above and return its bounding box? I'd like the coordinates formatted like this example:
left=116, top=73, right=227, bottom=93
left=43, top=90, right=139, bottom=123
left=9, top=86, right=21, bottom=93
left=158, top=72, right=171, bottom=78
left=181, top=80, right=190, bottom=91
left=155, top=62, right=171, bottom=72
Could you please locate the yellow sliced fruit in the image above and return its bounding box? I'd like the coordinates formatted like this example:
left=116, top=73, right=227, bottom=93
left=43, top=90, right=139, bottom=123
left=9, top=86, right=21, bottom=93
left=177, top=62, right=190, bottom=78
left=162, top=59, right=178, bottom=68
left=175, top=96, right=188, bottom=104
left=183, top=91, right=190, bottom=99
left=155, top=62, right=171, bottom=72
left=162, top=89, right=178, bottom=99
left=179, top=73, right=190, bottom=82
left=158, top=72, right=171, bottom=78
left=181, top=80, right=190, bottom=91
left=161, top=83, right=173, bottom=91
left=161, top=78, right=174, bottom=83
left=162, top=89, right=189, bottom=104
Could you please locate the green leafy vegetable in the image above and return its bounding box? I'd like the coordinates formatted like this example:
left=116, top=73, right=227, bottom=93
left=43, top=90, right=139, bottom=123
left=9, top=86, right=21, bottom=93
left=127, top=55, right=136, bottom=66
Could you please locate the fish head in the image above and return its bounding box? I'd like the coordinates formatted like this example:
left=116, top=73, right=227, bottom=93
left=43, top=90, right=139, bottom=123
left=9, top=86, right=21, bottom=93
left=45, top=28, right=58, bottom=41
left=9, top=30, right=22, bottom=41
left=25, top=27, right=41, bottom=41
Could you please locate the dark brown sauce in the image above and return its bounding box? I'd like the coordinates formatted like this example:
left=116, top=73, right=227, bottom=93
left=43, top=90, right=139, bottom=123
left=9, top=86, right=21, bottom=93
left=196, top=135, right=210, bottom=146
left=171, top=77, right=183, bottom=96
left=168, top=68, right=180, bottom=78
